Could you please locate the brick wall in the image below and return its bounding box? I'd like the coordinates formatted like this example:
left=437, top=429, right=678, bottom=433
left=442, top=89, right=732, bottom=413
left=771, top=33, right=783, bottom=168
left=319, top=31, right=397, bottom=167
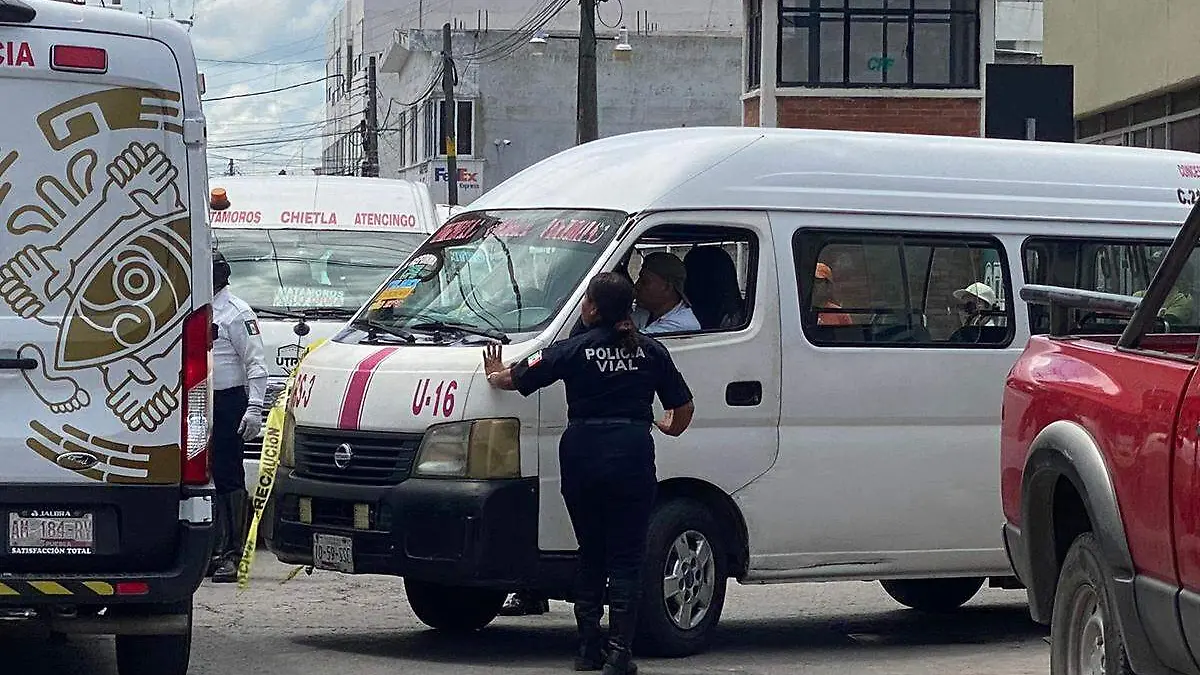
left=743, top=96, right=760, bottom=127
left=776, top=96, right=981, bottom=136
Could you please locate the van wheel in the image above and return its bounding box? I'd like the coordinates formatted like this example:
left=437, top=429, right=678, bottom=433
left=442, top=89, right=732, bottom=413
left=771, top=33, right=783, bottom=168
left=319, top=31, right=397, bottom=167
left=405, top=579, right=506, bottom=632
left=880, top=577, right=985, bottom=612
left=637, top=499, right=728, bottom=658
left=114, top=600, right=193, bottom=675
left=1050, top=533, right=1133, bottom=675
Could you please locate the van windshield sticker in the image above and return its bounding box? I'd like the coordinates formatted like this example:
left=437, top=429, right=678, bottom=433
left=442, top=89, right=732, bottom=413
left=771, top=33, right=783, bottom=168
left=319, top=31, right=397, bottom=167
left=272, top=286, right=345, bottom=308
left=429, top=216, right=613, bottom=247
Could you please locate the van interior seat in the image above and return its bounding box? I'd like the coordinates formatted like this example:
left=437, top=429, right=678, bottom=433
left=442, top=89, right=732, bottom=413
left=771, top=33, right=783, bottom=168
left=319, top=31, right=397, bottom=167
left=683, top=246, right=745, bottom=330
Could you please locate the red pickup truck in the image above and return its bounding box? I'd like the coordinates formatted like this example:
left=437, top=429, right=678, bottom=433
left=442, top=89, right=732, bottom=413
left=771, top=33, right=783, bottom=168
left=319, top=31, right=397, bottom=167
left=1002, top=208, right=1200, bottom=675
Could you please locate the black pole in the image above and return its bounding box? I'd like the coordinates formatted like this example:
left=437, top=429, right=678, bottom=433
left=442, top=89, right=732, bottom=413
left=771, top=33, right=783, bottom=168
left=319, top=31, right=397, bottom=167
left=364, top=56, right=379, bottom=177
left=577, top=0, right=598, bottom=144
left=442, top=23, right=459, bottom=206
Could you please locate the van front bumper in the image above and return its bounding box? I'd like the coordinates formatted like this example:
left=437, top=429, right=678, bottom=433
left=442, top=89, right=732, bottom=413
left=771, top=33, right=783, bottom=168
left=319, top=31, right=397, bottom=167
left=264, top=470, right=540, bottom=588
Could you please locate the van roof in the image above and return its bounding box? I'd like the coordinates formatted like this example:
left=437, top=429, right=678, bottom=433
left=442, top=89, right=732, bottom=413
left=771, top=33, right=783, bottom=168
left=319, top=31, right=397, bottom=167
left=208, top=175, right=439, bottom=233
left=467, top=127, right=1199, bottom=226
left=20, top=0, right=152, bottom=34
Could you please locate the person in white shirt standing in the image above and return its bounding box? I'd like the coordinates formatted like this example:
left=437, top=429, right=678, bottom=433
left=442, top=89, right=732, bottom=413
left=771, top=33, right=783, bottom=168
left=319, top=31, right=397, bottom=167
left=209, top=250, right=268, bottom=583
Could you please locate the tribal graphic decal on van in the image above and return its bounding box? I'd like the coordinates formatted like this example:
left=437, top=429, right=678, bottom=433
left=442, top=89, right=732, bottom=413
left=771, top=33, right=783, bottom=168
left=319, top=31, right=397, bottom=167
left=0, top=87, right=190, bottom=484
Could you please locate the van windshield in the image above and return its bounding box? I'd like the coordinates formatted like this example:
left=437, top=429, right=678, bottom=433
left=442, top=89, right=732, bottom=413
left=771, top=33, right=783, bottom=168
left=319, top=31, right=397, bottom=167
left=213, top=229, right=427, bottom=315
left=358, top=208, right=626, bottom=338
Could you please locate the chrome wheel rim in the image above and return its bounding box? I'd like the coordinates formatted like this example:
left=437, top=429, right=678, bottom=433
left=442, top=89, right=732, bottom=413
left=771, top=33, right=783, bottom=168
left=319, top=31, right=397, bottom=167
left=1067, top=584, right=1106, bottom=675
left=662, top=529, right=716, bottom=630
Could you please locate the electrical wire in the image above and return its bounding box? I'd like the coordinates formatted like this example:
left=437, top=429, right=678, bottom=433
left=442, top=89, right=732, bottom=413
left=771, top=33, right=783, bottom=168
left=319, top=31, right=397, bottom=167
left=202, top=75, right=336, bottom=102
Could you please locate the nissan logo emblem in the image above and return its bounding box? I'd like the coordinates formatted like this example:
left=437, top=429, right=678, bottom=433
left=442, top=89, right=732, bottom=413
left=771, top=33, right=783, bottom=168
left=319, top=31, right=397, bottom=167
left=333, top=443, right=353, bottom=470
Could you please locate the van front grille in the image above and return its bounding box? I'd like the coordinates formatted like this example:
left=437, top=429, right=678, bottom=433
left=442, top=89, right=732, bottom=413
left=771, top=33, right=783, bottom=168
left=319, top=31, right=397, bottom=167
left=292, top=427, right=422, bottom=485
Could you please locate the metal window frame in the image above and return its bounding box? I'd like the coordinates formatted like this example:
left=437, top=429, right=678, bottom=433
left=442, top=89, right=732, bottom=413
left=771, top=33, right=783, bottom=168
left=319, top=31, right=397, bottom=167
left=776, top=0, right=981, bottom=89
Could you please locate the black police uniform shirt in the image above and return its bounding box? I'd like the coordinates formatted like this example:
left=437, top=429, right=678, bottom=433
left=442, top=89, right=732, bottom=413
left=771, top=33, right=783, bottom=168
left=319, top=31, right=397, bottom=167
left=510, top=326, right=692, bottom=422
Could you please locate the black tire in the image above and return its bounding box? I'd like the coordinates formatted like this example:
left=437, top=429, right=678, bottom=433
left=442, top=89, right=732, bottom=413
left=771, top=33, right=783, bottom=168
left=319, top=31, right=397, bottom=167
left=636, top=498, right=729, bottom=658
left=880, top=577, right=985, bottom=612
left=1049, top=533, right=1134, bottom=675
left=114, top=600, right=193, bottom=675
left=404, top=579, right=506, bottom=632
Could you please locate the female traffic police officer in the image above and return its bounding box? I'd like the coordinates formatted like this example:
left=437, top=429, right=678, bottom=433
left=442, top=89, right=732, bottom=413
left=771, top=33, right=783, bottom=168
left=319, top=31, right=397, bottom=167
left=483, top=272, right=695, bottom=674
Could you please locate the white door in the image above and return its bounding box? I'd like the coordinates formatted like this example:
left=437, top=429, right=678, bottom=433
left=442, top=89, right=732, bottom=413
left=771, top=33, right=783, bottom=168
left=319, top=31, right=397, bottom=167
left=735, top=216, right=1026, bottom=580
left=537, top=210, right=782, bottom=551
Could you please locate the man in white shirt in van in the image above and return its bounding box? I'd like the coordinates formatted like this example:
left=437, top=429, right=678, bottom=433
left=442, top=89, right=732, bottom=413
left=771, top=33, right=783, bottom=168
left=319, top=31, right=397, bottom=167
left=632, top=253, right=701, bottom=334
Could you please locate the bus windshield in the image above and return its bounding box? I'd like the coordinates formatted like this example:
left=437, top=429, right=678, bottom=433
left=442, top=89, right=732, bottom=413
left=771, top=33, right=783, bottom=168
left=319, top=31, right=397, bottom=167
left=213, top=229, right=428, bottom=314
left=357, top=208, right=626, bottom=339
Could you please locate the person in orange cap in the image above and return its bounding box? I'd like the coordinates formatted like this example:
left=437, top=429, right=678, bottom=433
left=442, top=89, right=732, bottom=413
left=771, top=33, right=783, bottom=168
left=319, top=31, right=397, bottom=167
left=814, top=262, right=853, bottom=326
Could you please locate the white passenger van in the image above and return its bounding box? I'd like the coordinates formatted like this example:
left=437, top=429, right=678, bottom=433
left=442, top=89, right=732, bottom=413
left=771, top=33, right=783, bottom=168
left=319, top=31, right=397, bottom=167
left=264, top=127, right=1197, bottom=656
left=0, top=1, right=213, bottom=673
left=206, top=175, right=440, bottom=488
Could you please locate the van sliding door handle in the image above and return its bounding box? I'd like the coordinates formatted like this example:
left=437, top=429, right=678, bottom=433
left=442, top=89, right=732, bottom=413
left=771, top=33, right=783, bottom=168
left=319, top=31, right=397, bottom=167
left=0, top=357, right=37, bottom=371
left=726, top=381, right=762, bottom=407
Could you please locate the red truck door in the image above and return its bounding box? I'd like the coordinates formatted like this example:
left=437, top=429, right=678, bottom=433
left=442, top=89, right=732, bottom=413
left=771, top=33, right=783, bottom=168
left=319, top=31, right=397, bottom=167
left=1176, top=377, right=1200, bottom=667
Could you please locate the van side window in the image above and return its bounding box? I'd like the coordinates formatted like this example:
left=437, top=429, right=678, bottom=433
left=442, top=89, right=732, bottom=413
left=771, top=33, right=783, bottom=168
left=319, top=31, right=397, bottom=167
left=625, top=225, right=758, bottom=335
left=795, top=231, right=1014, bottom=347
left=1022, top=237, right=1198, bottom=335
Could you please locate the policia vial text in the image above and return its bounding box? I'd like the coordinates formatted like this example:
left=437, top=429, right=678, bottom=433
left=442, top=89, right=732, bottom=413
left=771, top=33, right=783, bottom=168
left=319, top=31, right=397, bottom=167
left=585, top=346, right=645, bottom=372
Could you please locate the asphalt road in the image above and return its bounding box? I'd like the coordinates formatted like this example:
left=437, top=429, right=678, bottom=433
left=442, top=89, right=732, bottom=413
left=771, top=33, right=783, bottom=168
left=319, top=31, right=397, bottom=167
left=4, top=555, right=1050, bottom=675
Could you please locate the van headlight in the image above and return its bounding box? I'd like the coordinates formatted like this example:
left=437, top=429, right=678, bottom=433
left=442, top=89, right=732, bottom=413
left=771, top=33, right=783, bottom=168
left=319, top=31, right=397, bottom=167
left=413, top=419, right=520, bottom=479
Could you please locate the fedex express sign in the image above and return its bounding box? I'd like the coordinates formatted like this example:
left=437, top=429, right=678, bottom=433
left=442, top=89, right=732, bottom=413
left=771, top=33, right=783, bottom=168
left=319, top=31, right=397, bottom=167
left=434, top=167, right=480, bottom=186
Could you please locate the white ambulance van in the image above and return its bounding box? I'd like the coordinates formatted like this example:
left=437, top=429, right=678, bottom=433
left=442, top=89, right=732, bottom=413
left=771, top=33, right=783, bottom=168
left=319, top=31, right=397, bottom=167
left=264, top=127, right=1199, bottom=657
left=206, top=175, right=440, bottom=489
left=0, top=1, right=213, bottom=673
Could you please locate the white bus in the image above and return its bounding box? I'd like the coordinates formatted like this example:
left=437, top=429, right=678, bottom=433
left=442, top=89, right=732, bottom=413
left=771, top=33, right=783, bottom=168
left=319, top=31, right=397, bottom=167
left=262, top=127, right=1197, bottom=657
left=206, top=175, right=441, bottom=488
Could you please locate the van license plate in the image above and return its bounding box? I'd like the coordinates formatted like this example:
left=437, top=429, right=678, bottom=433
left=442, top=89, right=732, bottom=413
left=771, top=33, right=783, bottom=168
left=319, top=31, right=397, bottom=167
left=312, top=533, right=353, bottom=573
left=8, top=510, right=94, bottom=555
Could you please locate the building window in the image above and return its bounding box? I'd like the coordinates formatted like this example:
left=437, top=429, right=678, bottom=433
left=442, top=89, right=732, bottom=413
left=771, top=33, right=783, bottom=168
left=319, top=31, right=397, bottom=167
left=408, top=105, right=418, bottom=166
left=747, top=0, right=762, bottom=89
left=437, top=100, right=475, bottom=157
left=778, top=0, right=981, bottom=89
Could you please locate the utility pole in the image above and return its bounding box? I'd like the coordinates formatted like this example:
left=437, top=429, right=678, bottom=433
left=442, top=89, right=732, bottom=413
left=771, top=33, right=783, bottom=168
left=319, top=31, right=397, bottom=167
left=577, top=0, right=599, bottom=144
left=441, top=23, right=459, bottom=205
left=363, top=55, right=379, bottom=177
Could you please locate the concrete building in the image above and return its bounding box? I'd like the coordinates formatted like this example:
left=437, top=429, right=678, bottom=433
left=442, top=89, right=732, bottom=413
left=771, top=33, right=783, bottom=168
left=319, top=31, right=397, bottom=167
left=1044, top=0, right=1200, bottom=152
left=741, top=0, right=1043, bottom=136
left=322, top=0, right=743, bottom=203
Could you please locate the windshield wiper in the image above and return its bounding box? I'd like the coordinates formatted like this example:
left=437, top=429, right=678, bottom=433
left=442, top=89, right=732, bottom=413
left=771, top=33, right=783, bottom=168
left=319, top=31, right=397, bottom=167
left=298, top=307, right=356, bottom=320
left=410, top=320, right=510, bottom=344
left=252, top=306, right=305, bottom=321
left=350, top=317, right=416, bottom=343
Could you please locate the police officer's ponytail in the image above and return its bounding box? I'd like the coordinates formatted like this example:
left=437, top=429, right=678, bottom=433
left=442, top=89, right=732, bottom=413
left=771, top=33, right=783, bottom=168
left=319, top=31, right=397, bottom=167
left=586, top=272, right=640, bottom=353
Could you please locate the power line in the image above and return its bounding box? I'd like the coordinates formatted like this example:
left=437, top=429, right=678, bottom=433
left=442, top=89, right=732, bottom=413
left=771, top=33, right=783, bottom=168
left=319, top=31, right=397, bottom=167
left=202, top=75, right=335, bottom=102
left=199, top=57, right=325, bottom=65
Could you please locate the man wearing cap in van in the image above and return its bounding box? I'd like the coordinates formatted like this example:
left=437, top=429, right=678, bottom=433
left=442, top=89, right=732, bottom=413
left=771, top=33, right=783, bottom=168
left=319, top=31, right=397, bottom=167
left=633, top=252, right=701, bottom=334
left=953, top=282, right=999, bottom=327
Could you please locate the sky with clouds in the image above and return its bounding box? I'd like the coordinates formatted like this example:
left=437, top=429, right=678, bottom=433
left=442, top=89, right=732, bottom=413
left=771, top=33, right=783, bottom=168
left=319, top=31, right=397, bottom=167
left=128, top=0, right=342, bottom=177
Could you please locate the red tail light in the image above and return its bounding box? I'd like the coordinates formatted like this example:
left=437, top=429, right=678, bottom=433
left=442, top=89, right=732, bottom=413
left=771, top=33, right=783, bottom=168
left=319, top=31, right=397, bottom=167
left=181, top=305, right=212, bottom=486
left=51, top=45, right=108, bottom=73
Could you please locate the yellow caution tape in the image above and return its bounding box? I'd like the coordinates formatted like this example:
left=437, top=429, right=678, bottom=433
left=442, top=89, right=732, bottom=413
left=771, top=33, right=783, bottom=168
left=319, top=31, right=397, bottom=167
left=237, top=339, right=328, bottom=590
